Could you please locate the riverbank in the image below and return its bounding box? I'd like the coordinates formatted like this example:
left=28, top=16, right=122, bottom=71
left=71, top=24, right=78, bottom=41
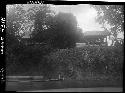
left=6, top=79, right=122, bottom=91
left=20, top=87, right=123, bottom=92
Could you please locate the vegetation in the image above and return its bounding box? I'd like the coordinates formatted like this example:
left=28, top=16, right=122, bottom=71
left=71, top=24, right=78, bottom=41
left=46, top=46, right=123, bottom=80
left=94, top=5, right=124, bottom=46
left=6, top=45, right=123, bottom=81
left=31, top=11, right=79, bottom=49
left=6, top=5, right=123, bottom=81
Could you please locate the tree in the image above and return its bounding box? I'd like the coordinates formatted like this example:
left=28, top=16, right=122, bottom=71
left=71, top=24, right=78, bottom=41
left=48, top=12, right=79, bottom=49
left=6, top=4, right=26, bottom=38
left=31, top=10, right=79, bottom=49
left=6, top=5, right=28, bottom=57
left=31, top=4, right=55, bottom=43
left=6, top=4, right=54, bottom=55
left=94, top=5, right=124, bottom=46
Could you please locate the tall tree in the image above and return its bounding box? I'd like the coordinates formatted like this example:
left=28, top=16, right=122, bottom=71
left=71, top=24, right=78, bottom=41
left=49, top=12, right=78, bottom=49
left=31, top=4, right=55, bottom=43
left=31, top=10, right=79, bottom=49
left=6, top=4, right=26, bottom=38
left=94, top=5, right=124, bottom=46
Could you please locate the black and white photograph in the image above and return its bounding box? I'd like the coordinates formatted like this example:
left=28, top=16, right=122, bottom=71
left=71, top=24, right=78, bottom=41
left=5, top=3, right=123, bottom=92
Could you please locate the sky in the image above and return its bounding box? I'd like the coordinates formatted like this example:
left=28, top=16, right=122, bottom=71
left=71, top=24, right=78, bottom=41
left=50, top=4, right=104, bottom=32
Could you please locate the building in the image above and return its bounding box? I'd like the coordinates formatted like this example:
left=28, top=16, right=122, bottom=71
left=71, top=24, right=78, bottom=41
left=77, top=30, right=111, bottom=46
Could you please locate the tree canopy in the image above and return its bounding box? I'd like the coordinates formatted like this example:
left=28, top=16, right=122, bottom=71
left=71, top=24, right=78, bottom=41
left=94, top=5, right=124, bottom=38
left=31, top=11, right=79, bottom=49
left=49, top=12, right=78, bottom=48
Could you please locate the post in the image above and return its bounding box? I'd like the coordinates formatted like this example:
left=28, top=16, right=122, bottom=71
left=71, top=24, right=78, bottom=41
left=59, top=73, right=61, bottom=80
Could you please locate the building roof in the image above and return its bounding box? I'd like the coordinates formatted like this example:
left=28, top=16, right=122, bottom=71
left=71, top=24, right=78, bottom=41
left=83, top=31, right=110, bottom=36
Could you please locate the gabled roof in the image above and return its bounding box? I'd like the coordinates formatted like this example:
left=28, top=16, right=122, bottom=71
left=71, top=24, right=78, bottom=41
left=83, top=31, right=110, bottom=36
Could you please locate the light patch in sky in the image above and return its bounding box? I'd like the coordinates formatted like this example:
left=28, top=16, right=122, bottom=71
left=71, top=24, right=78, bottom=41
left=50, top=5, right=104, bottom=33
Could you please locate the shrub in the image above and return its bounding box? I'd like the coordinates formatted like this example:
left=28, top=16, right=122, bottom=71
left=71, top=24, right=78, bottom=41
left=47, top=46, right=123, bottom=79
left=6, top=43, right=123, bottom=79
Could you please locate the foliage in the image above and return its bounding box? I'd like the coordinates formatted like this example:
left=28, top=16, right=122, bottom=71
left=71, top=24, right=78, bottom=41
left=31, top=4, right=55, bottom=42
left=95, top=5, right=124, bottom=33
left=93, top=5, right=124, bottom=47
left=6, top=4, right=26, bottom=38
left=48, top=12, right=79, bottom=49
left=6, top=4, right=53, bottom=43
left=6, top=5, right=123, bottom=79
left=47, top=46, right=123, bottom=79
left=6, top=4, right=55, bottom=76
left=6, top=43, right=54, bottom=76
left=6, top=44, right=123, bottom=79
left=31, top=11, right=79, bottom=49
left=94, top=5, right=124, bottom=45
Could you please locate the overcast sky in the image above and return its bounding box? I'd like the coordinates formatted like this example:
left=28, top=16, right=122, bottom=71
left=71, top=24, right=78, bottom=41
left=50, top=5, right=105, bottom=32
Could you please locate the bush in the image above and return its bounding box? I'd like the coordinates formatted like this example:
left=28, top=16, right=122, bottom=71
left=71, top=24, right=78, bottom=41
left=47, top=46, right=123, bottom=79
left=6, top=43, right=54, bottom=76
left=6, top=43, right=123, bottom=79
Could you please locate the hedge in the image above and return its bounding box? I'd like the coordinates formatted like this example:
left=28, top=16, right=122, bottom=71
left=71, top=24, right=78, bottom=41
left=46, top=46, right=123, bottom=80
